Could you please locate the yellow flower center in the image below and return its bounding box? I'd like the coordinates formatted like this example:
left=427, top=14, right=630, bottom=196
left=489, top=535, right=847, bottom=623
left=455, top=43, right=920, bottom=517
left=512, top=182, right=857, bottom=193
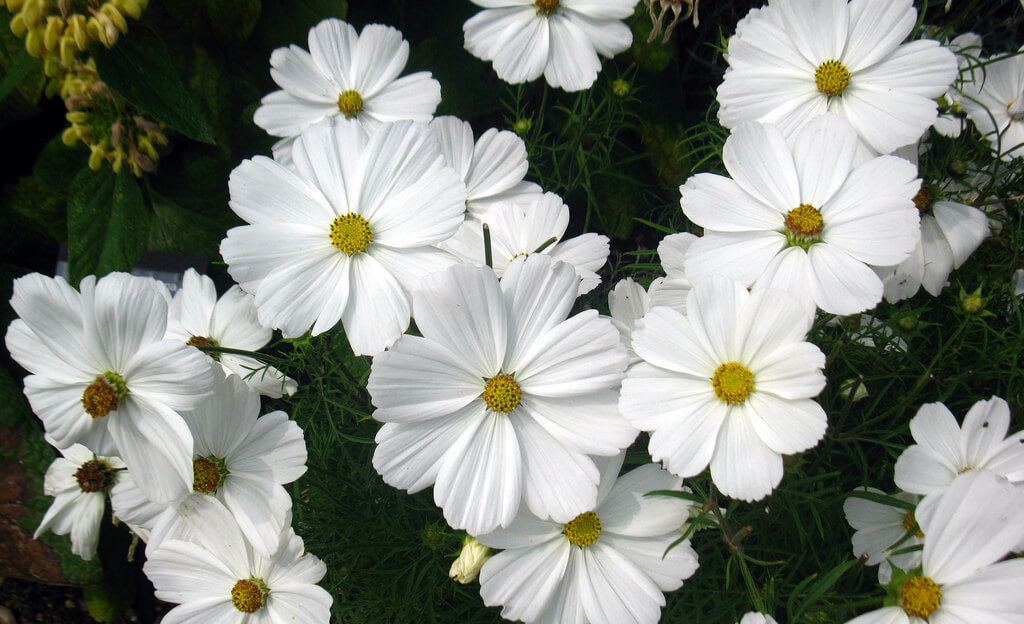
left=482, top=374, right=522, bottom=413
left=900, top=576, right=942, bottom=619
left=913, top=186, right=934, bottom=214
left=192, top=456, right=227, bottom=494
left=563, top=511, right=602, bottom=547
left=815, top=59, right=850, bottom=96
left=74, top=459, right=115, bottom=493
left=330, top=213, right=373, bottom=255
left=535, top=0, right=559, bottom=14
left=231, top=578, right=266, bottom=613
left=81, top=372, right=127, bottom=419
left=784, top=203, right=824, bottom=249
left=712, top=362, right=755, bottom=405
left=902, top=510, right=924, bottom=538
left=338, top=89, right=363, bottom=117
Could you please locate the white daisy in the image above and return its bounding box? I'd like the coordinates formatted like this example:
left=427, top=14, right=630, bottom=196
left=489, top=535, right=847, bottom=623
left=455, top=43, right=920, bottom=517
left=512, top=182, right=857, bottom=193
left=439, top=193, right=610, bottom=295
left=477, top=454, right=699, bottom=624
left=5, top=272, right=214, bottom=503
left=253, top=19, right=440, bottom=148
left=717, top=0, right=958, bottom=154
left=845, top=470, right=1024, bottom=624
left=221, top=118, right=466, bottom=356
left=933, top=32, right=983, bottom=138
left=462, top=0, right=637, bottom=92
left=429, top=116, right=542, bottom=221
left=111, top=364, right=307, bottom=557
left=681, top=114, right=921, bottom=316
left=144, top=496, right=332, bottom=624
left=894, top=396, right=1024, bottom=497
left=367, top=255, right=634, bottom=535
left=738, top=614, right=780, bottom=624
left=648, top=232, right=697, bottom=313
left=619, top=274, right=828, bottom=502
left=166, top=269, right=297, bottom=399
left=843, top=488, right=923, bottom=584
left=34, top=444, right=125, bottom=560
left=963, top=47, right=1024, bottom=161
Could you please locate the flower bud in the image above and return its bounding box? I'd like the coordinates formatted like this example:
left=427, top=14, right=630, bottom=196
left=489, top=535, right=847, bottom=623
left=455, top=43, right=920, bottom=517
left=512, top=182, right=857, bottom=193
left=838, top=378, right=868, bottom=403
left=611, top=79, right=631, bottom=98
left=448, top=536, right=491, bottom=584
left=512, top=117, right=532, bottom=135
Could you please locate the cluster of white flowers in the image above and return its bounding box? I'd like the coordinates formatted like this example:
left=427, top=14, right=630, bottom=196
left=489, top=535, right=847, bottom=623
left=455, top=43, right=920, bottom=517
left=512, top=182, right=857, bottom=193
left=8, top=1, right=1024, bottom=622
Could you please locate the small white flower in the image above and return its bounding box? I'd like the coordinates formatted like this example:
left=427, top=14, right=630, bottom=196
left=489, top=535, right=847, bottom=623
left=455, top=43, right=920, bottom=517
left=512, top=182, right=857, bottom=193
left=450, top=536, right=493, bottom=584
left=894, top=396, right=1024, bottom=497
left=845, top=470, right=1024, bottom=624
left=933, top=32, right=983, bottom=138
left=963, top=47, right=1024, bottom=161
left=439, top=193, right=610, bottom=295
left=429, top=116, right=542, bottom=221
left=477, top=454, right=700, bottom=624
left=717, top=0, right=957, bottom=154
left=221, top=118, right=466, bottom=355
left=1012, top=268, right=1024, bottom=296
left=144, top=496, right=332, bottom=624
left=463, top=0, right=637, bottom=92
left=843, top=488, right=923, bottom=584
left=368, top=255, right=633, bottom=535
left=681, top=114, right=921, bottom=316
left=166, top=269, right=297, bottom=398
left=738, top=613, right=780, bottom=624
left=5, top=273, right=214, bottom=503
left=254, top=19, right=440, bottom=149
left=620, top=275, right=828, bottom=502
left=34, top=444, right=125, bottom=560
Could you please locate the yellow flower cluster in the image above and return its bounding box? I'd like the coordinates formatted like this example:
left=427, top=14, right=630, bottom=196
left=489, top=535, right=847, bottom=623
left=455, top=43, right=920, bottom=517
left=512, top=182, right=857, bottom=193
left=60, top=60, right=167, bottom=177
left=6, top=0, right=147, bottom=77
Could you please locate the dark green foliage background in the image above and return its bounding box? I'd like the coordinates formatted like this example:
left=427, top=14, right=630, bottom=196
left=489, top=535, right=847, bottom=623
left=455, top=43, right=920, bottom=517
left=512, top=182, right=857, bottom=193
left=0, top=0, right=1023, bottom=622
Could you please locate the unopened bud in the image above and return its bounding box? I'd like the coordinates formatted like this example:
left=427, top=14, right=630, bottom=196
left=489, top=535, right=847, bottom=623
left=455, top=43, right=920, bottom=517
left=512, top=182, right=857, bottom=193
left=21, top=0, right=42, bottom=26
left=110, top=120, right=125, bottom=148
left=57, top=0, right=72, bottom=16
left=43, top=16, right=63, bottom=50
left=10, top=13, right=28, bottom=37
left=25, top=28, right=43, bottom=57
left=59, top=34, right=76, bottom=66
left=70, top=15, right=89, bottom=49
left=611, top=79, right=631, bottom=98
left=88, top=145, right=106, bottom=170
left=61, top=125, right=80, bottom=146
left=947, top=160, right=967, bottom=178
left=114, top=0, right=141, bottom=19
left=838, top=378, right=868, bottom=403
left=512, top=117, right=532, bottom=135
left=7, top=0, right=26, bottom=13
left=100, top=4, right=127, bottom=33
left=449, top=536, right=491, bottom=584
left=43, top=56, right=61, bottom=77
left=66, top=110, right=88, bottom=124
left=896, top=314, right=918, bottom=332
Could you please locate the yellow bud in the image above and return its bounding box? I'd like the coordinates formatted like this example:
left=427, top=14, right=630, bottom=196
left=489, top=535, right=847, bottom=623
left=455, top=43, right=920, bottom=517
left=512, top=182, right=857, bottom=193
left=113, top=0, right=141, bottom=19
left=57, top=0, right=72, bottom=15
left=110, top=120, right=124, bottom=147
left=111, top=147, right=125, bottom=173
left=10, top=13, right=28, bottom=37
left=100, top=4, right=127, bottom=33
left=137, top=137, right=157, bottom=160
left=149, top=130, right=169, bottom=145
left=136, top=0, right=148, bottom=10
left=66, top=110, right=88, bottom=124
left=43, top=16, right=62, bottom=50
left=87, top=16, right=104, bottom=44
left=62, top=125, right=80, bottom=146
left=88, top=146, right=106, bottom=170
left=43, top=56, right=61, bottom=77
left=128, top=160, right=142, bottom=177
left=60, top=34, right=76, bottom=66
left=21, top=0, right=42, bottom=27
left=7, top=0, right=26, bottom=13
left=25, top=28, right=42, bottom=56
left=70, top=15, right=89, bottom=49
left=449, top=536, right=491, bottom=584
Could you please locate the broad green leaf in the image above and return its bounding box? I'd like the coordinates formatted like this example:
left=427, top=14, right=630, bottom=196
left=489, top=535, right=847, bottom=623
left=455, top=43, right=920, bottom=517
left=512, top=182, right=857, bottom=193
left=0, top=48, right=40, bottom=104
left=92, top=25, right=216, bottom=144
left=205, top=0, right=262, bottom=45
left=67, top=167, right=151, bottom=284
left=253, top=0, right=348, bottom=50
left=147, top=190, right=226, bottom=256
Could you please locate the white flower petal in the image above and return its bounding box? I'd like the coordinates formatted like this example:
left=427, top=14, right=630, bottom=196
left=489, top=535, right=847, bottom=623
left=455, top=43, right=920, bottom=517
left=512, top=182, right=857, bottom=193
left=340, top=252, right=410, bottom=356
left=681, top=173, right=783, bottom=232
left=722, top=121, right=800, bottom=211
left=578, top=542, right=664, bottom=624
left=598, top=464, right=688, bottom=538
left=543, top=15, right=601, bottom=91
left=600, top=533, right=699, bottom=592
left=807, top=243, right=884, bottom=315
left=479, top=540, right=571, bottom=623
left=709, top=410, right=783, bottom=501
left=745, top=394, right=827, bottom=455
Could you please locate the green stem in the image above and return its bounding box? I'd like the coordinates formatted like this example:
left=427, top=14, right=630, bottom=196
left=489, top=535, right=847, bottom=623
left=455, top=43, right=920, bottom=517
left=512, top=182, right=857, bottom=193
left=735, top=553, right=767, bottom=614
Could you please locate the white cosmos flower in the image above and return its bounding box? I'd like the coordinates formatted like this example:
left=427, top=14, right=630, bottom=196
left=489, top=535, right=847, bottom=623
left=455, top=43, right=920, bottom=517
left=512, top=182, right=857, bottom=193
left=717, top=0, right=957, bottom=155
left=5, top=273, right=214, bottom=503
left=111, top=364, right=307, bottom=557
left=845, top=470, right=1024, bottom=624
left=439, top=193, right=610, bottom=295
left=144, top=496, right=331, bottom=624
left=166, top=269, right=297, bottom=399
left=843, top=488, right=923, bottom=584
left=963, top=47, right=1024, bottom=161
left=253, top=19, right=440, bottom=150
left=429, top=116, right=542, bottom=221
left=619, top=275, right=828, bottom=502
left=34, top=444, right=125, bottom=560
left=681, top=114, right=921, bottom=316
left=933, top=32, right=983, bottom=138
left=463, top=0, right=636, bottom=92
left=477, top=454, right=699, bottom=624
left=894, top=397, right=1024, bottom=497
left=738, top=614, right=780, bottom=624
left=367, top=255, right=634, bottom=535
left=648, top=232, right=697, bottom=313
left=221, top=118, right=466, bottom=356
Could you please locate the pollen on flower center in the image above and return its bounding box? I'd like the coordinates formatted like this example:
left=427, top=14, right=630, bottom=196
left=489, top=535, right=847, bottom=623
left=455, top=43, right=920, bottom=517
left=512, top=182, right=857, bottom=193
left=902, top=510, right=924, bottom=538
left=193, top=456, right=228, bottom=494
left=913, top=186, right=935, bottom=213
left=815, top=60, right=850, bottom=96
left=74, top=459, right=115, bottom=493
left=535, top=0, right=559, bottom=14
left=81, top=372, right=127, bottom=419
left=785, top=204, right=824, bottom=236
left=231, top=578, right=267, bottom=613
left=900, top=576, right=942, bottom=619
left=563, top=511, right=602, bottom=547
left=712, top=362, right=755, bottom=405
left=338, top=90, right=364, bottom=117
left=482, top=374, right=521, bottom=413
left=330, top=213, right=374, bottom=255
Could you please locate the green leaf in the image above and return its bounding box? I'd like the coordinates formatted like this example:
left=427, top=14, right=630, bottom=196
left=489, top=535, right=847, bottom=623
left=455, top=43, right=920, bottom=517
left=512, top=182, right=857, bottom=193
left=67, top=167, right=151, bottom=284
left=147, top=190, right=224, bottom=255
left=253, top=0, right=348, bottom=50
left=205, top=0, right=262, bottom=45
left=92, top=25, right=216, bottom=144
left=0, top=48, right=40, bottom=103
